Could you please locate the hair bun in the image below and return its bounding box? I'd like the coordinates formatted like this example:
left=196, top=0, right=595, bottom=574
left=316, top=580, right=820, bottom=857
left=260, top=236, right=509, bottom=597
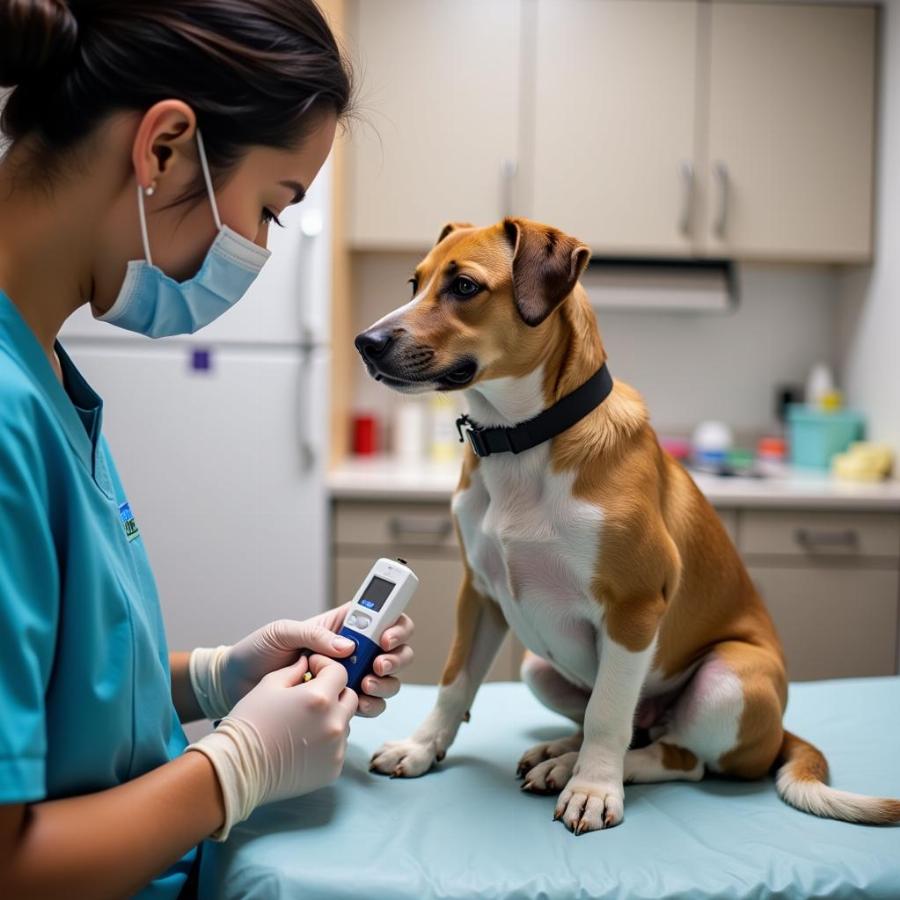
left=0, top=0, right=78, bottom=88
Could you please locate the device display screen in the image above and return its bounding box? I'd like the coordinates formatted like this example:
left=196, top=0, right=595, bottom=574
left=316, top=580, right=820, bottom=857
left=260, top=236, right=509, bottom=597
left=358, top=575, right=395, bottom=612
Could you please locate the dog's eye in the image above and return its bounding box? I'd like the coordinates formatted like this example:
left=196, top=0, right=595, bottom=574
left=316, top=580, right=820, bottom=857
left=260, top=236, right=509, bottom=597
left=408, top=277, right=418, bottom=297
left=451, top=275, right=481, bottom=299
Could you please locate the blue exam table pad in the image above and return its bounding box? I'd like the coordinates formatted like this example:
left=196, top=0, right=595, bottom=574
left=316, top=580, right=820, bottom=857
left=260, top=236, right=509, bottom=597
left=199, top=678, right=900, bottom=900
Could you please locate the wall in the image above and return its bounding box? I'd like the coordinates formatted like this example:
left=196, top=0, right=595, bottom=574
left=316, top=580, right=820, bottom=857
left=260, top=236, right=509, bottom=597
left=837, top=0, right=900, bottom=456
left=351, top=250, right=839, bottom=443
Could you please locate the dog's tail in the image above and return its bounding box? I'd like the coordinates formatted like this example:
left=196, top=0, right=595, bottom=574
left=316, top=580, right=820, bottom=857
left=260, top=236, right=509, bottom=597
left=774, top=730, right=900, bottom=824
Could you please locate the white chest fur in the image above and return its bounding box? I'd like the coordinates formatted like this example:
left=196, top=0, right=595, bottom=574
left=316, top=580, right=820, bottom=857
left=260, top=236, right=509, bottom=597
left=452, top=443, right=606, bottom=691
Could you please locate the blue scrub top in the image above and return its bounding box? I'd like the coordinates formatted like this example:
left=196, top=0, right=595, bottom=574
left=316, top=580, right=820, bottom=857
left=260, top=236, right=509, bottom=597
left=0, top=292, right=196, bottom=898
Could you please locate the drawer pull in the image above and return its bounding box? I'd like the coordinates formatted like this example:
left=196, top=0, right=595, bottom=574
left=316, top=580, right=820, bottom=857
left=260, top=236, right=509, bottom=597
left=389, top=517, right=453, bottom=542
left=794, top=528, right=859, bottom=551
left=713, top=161, right=730, bottom=239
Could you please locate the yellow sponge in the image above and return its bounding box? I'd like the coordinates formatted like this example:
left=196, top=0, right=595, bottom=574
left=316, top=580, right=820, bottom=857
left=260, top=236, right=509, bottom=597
left=832, top=442, right=894, bottom=481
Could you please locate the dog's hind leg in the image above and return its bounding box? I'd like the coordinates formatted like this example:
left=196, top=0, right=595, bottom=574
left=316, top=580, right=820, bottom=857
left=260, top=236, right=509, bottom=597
left=520, top=650, right=590, bottom=724
left=624, top=741, right=705, bottom=783
left=626, top=643, right=785, bottom=785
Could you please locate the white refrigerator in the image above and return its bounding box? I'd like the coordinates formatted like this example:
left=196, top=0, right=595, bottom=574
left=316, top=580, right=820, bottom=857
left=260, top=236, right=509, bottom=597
left=60, top=161, right=334, bottom=654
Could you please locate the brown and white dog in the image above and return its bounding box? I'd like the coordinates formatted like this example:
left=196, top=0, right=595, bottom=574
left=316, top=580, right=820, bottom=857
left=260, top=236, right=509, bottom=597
left=355, top=217, right=900, bottom=834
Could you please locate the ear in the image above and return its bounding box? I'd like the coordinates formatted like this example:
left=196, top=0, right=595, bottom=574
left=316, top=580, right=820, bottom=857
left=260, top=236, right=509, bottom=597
left=503, top=217, right=591, bottom=327
left=132, top=99, right=196, bottom=191
left=435, top=221, right=475, bottom=246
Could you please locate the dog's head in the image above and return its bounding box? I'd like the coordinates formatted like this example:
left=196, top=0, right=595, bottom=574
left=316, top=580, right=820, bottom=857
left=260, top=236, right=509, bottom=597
left=354, top=217, right=591, bottom=393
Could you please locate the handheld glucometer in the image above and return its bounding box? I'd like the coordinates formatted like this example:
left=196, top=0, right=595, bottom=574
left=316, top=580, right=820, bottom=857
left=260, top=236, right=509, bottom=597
left=337, top=557, right=418, bottom=693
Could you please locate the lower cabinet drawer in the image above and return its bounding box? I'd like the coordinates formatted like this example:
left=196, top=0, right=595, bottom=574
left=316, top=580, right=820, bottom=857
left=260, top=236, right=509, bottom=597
left=740, top=510, right=900, bottom=559
left=747, top=564, right=899, bottom=681
left=333, top=553, right=524, bottom=685
left=335, top=501, right=457, bottom=551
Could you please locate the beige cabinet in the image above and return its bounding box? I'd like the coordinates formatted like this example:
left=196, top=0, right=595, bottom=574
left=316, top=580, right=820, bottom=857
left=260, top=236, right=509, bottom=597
left=334, top=498, right=900, bottom=685
left=347, top=0, right=877, bottom=262
left=531, top=0, right=876, bottom=260
left=345, top=0, right=522, bottom=248
left=531, top=0, right=700, bottom=255
left=740, top=510, right=900, bottom=681
left=747, top=564, right=898, bottom=682
left=332, top=500, right=525, bottom=684
left=703, top=3, right=876, bottom=261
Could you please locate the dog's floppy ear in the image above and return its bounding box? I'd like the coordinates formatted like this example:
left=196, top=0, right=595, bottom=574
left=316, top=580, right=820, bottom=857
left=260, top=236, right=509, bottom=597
left=503, top=217, right=591, bottom=327
left=435, top=221, right=474, bottom=246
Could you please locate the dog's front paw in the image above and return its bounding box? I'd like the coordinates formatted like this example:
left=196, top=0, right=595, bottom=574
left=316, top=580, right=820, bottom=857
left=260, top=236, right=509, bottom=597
left=553, top=777, right=625, bottom=834
left=369, top=737, right=442, bottom=778
left=521, top=751, right=579, bottom=794
left=516, top=732, right=583, bottom=779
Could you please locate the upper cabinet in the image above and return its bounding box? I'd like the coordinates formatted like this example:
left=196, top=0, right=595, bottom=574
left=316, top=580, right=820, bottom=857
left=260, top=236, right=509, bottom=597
left=346, top=0, right=877, bottom=263
left=346, top=0, right=522, bottom=249
left=531, top=0, right=700, bottom=256
left=703, top=3, right=876, bottom=262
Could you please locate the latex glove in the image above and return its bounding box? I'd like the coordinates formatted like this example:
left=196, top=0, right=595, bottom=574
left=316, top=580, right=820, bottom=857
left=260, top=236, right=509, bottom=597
left=305, top=602, right=416, bottom=718
left=187, top=653, right=357, bottom=841
left=189, top=617, right=358, bottom=720
left=191, top=608, right=415, bottom=720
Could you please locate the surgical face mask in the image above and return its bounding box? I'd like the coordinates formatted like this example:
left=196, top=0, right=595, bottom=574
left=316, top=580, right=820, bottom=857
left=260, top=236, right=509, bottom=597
left=97, top=130, right=271, bottom=338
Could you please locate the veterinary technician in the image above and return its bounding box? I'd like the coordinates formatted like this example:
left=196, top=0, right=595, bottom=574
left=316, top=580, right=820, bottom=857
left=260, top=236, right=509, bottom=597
left=0, top=2, right=415, bottom=896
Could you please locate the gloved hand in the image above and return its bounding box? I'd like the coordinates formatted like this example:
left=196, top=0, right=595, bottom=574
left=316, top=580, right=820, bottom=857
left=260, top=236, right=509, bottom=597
left=189, top=617, right=356, bottom=720
left=190, top=608, right=415, bottom=720
left=187, top=653, right=357, bottom=841
left=304, top=602, right=416, bottom=718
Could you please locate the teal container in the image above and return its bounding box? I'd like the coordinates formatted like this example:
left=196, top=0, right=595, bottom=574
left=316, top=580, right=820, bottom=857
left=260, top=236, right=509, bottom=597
left=786, top=405, right=864, bottom=470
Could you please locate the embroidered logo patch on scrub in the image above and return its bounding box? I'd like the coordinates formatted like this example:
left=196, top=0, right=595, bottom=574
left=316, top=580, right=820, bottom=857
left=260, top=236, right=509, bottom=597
left=118, top=502, right=140, bottom=542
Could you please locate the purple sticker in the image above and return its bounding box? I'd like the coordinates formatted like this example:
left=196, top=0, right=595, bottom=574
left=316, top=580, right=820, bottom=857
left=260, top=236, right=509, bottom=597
left=191, top=348, right=212, bottom=372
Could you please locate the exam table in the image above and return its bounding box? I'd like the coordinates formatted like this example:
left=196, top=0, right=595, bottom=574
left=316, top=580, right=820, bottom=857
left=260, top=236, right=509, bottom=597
left=199, top=677, right=900, bottom=900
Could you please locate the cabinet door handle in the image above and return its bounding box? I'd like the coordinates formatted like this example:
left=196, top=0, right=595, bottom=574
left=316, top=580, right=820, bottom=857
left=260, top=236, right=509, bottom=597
left=389, top=517, right=454, bottom=542
left=794, top=528, right=860, bottom=551
left=713, top=161, right=729, bottom=239
left=679, top=161, right=695, bottom=236
left=500, top=159, right=518, bottom=218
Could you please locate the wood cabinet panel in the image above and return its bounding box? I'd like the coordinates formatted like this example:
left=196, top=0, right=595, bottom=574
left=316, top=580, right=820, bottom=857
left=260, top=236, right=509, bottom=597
left=346, top=0, right=521, bottom=247
left=531, top=0, right=700, bottom=254
left=703, top=3, right=876, bottom=261
left=346, top=1, right=876, bottom=262
left=335, top=500, right=458, bottom=551
left=740, top=510, right=900, bottom=561
left=748, top=564, right=898, bottom=681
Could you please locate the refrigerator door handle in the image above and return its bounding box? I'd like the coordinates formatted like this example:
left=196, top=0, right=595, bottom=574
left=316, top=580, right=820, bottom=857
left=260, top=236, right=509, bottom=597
left=297, top=349, right=317, bottom=472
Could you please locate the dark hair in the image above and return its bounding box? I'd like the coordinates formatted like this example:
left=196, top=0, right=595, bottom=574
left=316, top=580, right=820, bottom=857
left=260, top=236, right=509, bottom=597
left=0, top=0, right=353, bottom=175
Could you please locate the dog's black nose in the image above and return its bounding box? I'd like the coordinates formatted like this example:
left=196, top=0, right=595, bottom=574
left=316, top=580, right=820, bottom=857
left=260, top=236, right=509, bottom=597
left=355, top=329, right=394, bottom=361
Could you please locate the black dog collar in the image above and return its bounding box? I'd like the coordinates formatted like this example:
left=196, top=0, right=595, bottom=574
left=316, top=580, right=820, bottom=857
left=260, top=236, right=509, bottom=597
left=455, top=363, right=614, bottom=458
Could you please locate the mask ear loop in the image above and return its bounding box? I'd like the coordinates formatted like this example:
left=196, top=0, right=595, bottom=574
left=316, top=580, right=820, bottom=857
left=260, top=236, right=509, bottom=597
left=195, top=128, right=223, bottom=231
left=138, top=184, right=153, bottom=266
left=136, top=183, right=154, bottom=267
left=135, top=128, right=220, bottom=269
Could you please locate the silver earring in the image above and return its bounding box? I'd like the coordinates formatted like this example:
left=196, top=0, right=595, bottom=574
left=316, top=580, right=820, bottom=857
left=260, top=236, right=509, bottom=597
left=144, top=183, right=156, bottom=197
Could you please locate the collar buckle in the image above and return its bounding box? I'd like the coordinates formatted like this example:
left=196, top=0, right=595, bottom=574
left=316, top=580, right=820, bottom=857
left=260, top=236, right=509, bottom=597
left=455, top=414, right=489, bottom=457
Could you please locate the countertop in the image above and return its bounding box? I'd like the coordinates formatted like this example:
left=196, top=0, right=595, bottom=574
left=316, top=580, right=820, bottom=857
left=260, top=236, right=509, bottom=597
left=328, top=457, right=900, bottom=510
